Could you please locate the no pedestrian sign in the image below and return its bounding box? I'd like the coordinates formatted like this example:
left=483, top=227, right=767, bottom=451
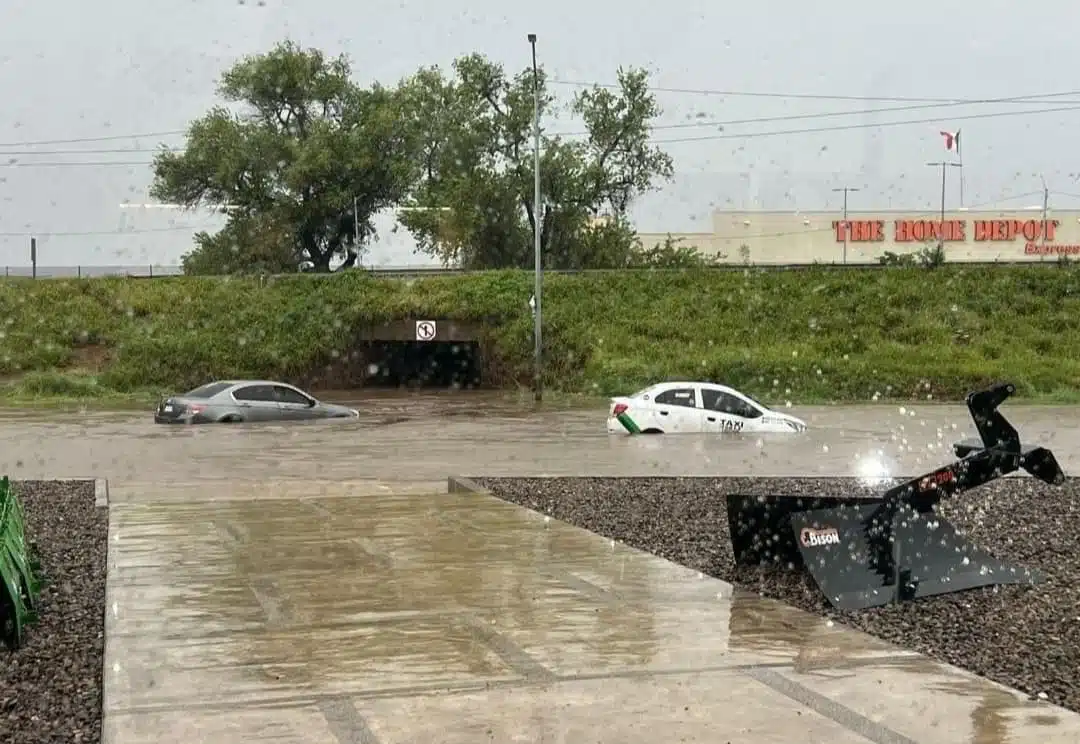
left=415, top=320, right=436, bottom=341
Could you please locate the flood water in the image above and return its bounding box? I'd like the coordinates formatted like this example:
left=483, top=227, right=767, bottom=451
left=1, top=390, right=1077, bottom=484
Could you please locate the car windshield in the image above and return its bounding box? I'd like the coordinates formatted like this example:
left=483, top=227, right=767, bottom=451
left=738, top=389, right=770, bottom=412
left=630, top=385, right=656, bottom=398
left=182, top=382, right=232, bottom=399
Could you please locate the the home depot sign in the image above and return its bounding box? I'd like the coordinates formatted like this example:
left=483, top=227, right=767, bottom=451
left=832, top=218, right=1080, bottom=255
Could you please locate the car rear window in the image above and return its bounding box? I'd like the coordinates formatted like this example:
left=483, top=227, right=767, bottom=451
left=183, top=382, right=232, bottom=398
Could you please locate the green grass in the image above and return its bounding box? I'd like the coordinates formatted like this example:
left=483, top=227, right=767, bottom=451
left=0, top=266, right=1079, bottom=405
left=0, top=372, right=163, bottom=410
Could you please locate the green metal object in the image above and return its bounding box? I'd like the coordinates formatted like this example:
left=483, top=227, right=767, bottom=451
left=0, top=477, right=38, bottom=650
left=616, top=412, right=642, bottom=434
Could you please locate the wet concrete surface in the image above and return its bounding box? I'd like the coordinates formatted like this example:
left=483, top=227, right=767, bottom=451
left=103, top=480, right=1080, bottom=743
left=5, top=391, right=1080, bottom=742
left=1, top=390, right=1078, bottom=483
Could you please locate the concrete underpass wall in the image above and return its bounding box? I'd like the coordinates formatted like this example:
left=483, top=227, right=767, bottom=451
left=356, top=320, right=484, bottom=343
left=306, top=319, right=493, bottom=390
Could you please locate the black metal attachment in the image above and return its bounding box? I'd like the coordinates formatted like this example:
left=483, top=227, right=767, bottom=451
left=726, top=382, right=1066, bottom=610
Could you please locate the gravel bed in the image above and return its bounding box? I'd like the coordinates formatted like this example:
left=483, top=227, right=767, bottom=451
left=0, top=480, right=107, bottom=744
left=475, top=475, right=1080, bottom=712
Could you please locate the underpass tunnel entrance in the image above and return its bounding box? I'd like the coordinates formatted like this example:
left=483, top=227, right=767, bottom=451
left=361, top=340, right=483, bottom=389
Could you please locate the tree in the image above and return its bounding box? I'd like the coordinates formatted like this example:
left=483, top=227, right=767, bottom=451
left=394, top=54, right=675, bottom=269
left=180, top=213, right=295, bottom=275
left=627, top=235, right=725, bottom=268
left=152, top=41, right=415, bottom=273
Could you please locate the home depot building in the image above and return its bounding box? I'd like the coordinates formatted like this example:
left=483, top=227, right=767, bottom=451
left=639, top=209, right=1080, bottom=264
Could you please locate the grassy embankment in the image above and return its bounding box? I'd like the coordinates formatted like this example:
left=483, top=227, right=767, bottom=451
left=0, top=265, right=1079, bottom=407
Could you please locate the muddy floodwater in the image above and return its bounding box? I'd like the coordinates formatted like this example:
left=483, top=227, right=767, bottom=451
left=1, top=390, right=1077, bottom=483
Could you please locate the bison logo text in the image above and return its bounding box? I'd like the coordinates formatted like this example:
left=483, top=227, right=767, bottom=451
left=800, top=527, right=840, bottom=547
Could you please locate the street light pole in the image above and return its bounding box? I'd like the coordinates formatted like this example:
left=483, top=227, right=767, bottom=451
left=831, top=186, right=859, bottom=264
left=353, top=196, right=359, bottom=246
left=528, top=33, right=543, bottom=403
left=352, top=195, right=361, bottom=267
left=1040, top=175, right=1049, bottom=255
left=926, top=161, right=962, bottom=250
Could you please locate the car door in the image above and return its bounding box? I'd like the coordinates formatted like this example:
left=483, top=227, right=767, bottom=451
left=650, top=387, right=703, bottom=433
left=230, top=384, right=281, bottom=422
left=700, top=387, right=763, bottom=433
left=272, top=385, right=320, bottom=420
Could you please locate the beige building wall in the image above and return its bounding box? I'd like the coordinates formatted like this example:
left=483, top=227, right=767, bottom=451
left=639, top=209, right=1080, bottom=264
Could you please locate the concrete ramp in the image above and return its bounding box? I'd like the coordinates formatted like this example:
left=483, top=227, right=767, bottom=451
left=103, top=479, right=1080, bottom=743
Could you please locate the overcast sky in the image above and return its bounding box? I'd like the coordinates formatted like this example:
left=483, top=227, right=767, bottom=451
left=1, top=0, right=1079, bottom=269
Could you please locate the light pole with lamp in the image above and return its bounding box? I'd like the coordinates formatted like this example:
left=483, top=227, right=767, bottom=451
left=831, top=186, right=859, bottom=264
left=528, top=33, right=543, bottom=402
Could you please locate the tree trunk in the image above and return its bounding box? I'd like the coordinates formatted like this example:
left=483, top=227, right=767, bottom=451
left=308, top=249, right=332, bottom=273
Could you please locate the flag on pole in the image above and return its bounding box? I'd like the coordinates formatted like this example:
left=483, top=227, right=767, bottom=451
left=940, top=130, right=961, bottom=156
left=940, top=129, right=964, bottom=207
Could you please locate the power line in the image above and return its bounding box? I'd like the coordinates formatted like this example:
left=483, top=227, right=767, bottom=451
left=0, top=131, right=185, bottom=149
left=0, top=147, right=183, bottom=156
left=549, top=80, right=1080, bottom=105
left=11, top=94, right=1080, bottom=156
left=554, top=94, right=1080, bottom=137
left=1, top=98, right=1079, bottom=168
left=2, top=86, right=1080, bottom=150
left=1, top=84, right=1079, bottom=154
left=0, top=161, right=154, bottom=168
left=651, top=104, right=1080, bottom=144
left=0, top=224, right=220, bottom=237
left=5, top=102, right=1075, bottom=169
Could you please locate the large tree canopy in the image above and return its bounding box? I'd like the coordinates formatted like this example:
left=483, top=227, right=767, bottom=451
left=155, top=43, right=711, bottom=274
left=152, top=41, right=414, bottom=273
left=394, top=54, right=677, bottom=269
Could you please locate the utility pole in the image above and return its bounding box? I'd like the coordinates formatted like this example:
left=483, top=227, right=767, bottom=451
left=528, top=33, right=543, bottom=403
left=831, top=186, right=859, bottom=264
left=1041, top=175, right=1049, bottom=255
left=926, top=161, right=961, bottom=250
left=30, top=237, right=36, bottom=279
left=353, top=195, right=360, bottom=266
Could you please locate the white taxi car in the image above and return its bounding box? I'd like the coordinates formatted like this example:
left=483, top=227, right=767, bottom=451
left=606, top=381, right=807, bottom=435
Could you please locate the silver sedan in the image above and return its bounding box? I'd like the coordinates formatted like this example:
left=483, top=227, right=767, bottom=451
left=154, top=380, right=359, bottom=424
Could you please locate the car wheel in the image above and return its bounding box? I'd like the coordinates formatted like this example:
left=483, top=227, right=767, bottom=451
left=641, top=428, right=664, bottom=434
left=218, top=415, right=242, bottom=423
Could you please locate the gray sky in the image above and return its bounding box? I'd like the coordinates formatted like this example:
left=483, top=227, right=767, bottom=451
left=2, top=0, right=1079, bottom=269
